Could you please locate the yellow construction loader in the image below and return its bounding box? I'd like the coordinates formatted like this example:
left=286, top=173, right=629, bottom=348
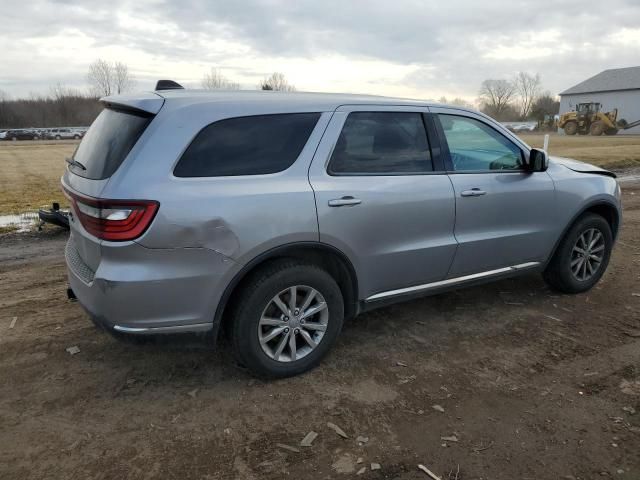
left=558, top=102, right=640, bottom=136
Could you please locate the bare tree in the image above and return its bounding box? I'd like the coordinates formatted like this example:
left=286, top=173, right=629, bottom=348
left=260, top=72, right=296, bottom=92
left=0, top=87, right=101, bottom=129
left=514, top=72, right=541, bottom=119
left=87, top=59, right=113, bottom=96
left=530, top=92, right=560, bottom=121
left=113, top=62, right=136, bottom=94
left=87, top=59, right=136, bottom=97
left=478, top=79, right=517, bottom=120
left=201, top=68, right=240, bottom=90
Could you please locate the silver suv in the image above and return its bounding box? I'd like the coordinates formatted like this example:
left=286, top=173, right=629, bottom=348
left=63, top=86, right=621, bottom=377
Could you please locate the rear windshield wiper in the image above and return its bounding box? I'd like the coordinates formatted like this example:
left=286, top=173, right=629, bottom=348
left=66, top=157, right=86, bottom=171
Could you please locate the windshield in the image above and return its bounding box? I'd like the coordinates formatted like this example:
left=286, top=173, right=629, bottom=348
left=70, top=107, right=152, bottom=180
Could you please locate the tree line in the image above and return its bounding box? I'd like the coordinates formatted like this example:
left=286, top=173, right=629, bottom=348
left=0, top=61, right=297, bottom=129
left=478, top=72, right=560, bottom=122
left=1, top=60, right=558, bottom=129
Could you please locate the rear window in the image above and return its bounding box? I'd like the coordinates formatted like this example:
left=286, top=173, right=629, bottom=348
left=173, top=113, right=321, bottom=177
left=70, top=108, right=152, bottom=179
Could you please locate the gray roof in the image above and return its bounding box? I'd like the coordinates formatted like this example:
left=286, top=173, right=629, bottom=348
left=157, top=89, right=437, bottom=110
left=560, top=66, right=640, bottom=95
left=103, top=89, right=480, bottom=116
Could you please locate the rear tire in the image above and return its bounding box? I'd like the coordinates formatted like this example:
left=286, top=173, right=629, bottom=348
left=543, top=214, right=613, bottom=293
left=563, top=121, right=578, bottom=135
left=605, top=128, right=618, bottom=135
left=231, top=261, right=344, bottom=378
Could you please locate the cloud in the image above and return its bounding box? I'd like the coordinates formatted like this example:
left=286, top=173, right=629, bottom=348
left=1, top=0, right=639, bottom=100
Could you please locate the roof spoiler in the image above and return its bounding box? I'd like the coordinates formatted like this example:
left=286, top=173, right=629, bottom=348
left=155, top=80, right=184, bottom=91
left=100, top=92, right=165, bottom=115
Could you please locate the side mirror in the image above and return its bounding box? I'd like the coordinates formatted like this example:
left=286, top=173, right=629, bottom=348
left=528, top=148, right=549, bottom=172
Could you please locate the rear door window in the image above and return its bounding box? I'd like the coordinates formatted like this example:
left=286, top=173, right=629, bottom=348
left=174, top=113, right=321, bottom=177
left=70, top=108, right=152, bottom=180
left=328, top=112, right=433, bottom=175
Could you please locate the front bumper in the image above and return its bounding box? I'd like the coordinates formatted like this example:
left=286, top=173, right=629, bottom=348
left=65, top=236, right=235, bottom=334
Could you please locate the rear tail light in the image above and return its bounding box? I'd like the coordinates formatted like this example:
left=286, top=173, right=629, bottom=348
left=63, top=187, right=159, bottom=241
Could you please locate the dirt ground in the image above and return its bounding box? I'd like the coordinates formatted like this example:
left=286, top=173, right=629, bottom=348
left=1, top=183, right=639, bottom=479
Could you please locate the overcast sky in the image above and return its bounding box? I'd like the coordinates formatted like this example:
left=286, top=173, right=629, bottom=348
left=1, top=0, right=639, bottom=101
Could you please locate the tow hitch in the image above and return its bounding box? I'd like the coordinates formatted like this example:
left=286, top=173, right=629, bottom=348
left=38, top=202, right=70, bottom=230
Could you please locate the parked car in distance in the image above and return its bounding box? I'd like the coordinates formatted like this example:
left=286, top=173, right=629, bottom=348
left=63, top=87, right=621, bottom=378
left=2, top=129, right=40, bottom=140
left=47, top=128, right=83, bottom=140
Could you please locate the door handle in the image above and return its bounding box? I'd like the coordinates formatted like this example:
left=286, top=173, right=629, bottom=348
left=328, top=196, right=362, bottom=207
left=460, top=188, right=487, bottom=197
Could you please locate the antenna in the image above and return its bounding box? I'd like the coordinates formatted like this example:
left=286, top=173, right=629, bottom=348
left=155, top=80, right=184, bottom=91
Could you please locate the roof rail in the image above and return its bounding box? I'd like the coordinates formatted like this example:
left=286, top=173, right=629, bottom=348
left=155, top=80, right=184, bottom=91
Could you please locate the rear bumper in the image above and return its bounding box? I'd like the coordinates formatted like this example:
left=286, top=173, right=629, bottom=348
left=65, top=236, right=235, bottom=334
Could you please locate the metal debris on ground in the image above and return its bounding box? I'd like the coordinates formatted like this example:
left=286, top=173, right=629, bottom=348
left=396, top=361, right=408, bottom=367
left=276, top=443, right=300, bottom=453
left=187, top=388, right=199, bottom=398
left=356, top=435, right=369, bottom=444
left=418, top=464, right=442, bottom=480
left=356, top=457, right=364, bottom=464
left=65, top=346, right=80, bottom=355
left=398, top=375, right=416, bottom=385
left=357, top=467, right=366, bottom=475
left=300, top=431, right=318, bottom=447
left=441, top=435, right=459, bottom=443
left=432, top=404, right=445, bottom=413
left=327, top=422, right=348, bottom=438
left=9, top=317, right=17, bottom=329
left=472, top=441, right=494, bottom=453
left=371, top=463, right=381, bottom=470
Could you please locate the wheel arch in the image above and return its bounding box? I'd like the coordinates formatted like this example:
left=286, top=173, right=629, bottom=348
left=213, top=242, right=359, bottom=341
left=545, top=199, right=620, bottom=267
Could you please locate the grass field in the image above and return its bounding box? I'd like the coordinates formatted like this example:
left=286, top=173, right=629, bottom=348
left=0, top=142, right=75, bottom=214
left=0, top=134, right=639, bottom=215
left=519, top=133, right=640, bottom=169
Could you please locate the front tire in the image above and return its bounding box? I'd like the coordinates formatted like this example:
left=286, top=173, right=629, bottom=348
left=543, top=214, right=613, bottom=293
left=589, top=121, right=604, bottom=136
left=563, top=121, right=578, bottom=135
left=231, top=261, right=344, bottom=378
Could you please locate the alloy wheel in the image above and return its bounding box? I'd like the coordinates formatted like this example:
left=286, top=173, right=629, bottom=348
left=258, top=285, right=329, bottom=362
left=570, top=227, right=605, bottom=281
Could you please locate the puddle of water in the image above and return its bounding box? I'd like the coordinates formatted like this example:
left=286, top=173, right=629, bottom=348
left=0, top=211, right=40, bottom=232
